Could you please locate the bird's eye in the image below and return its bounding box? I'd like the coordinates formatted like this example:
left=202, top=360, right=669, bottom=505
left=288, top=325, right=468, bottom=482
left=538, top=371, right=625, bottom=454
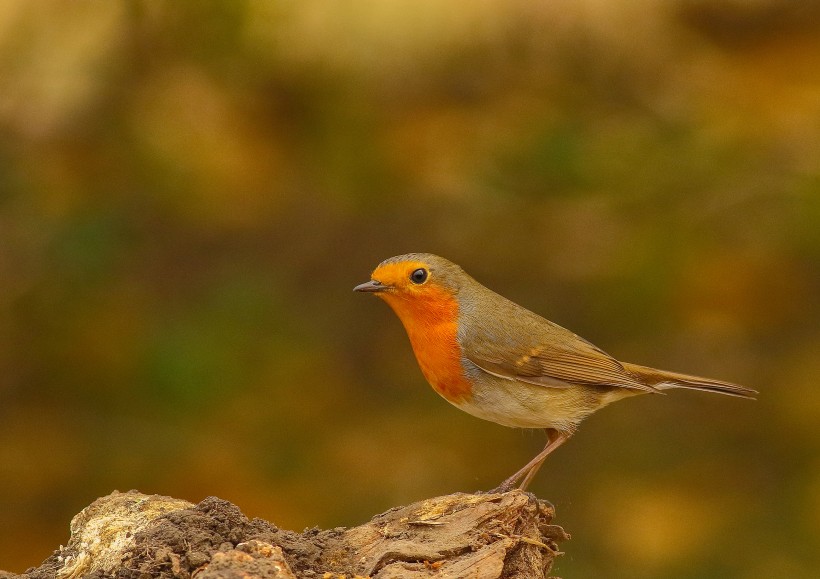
left=410, top=268, right=428, bottom=284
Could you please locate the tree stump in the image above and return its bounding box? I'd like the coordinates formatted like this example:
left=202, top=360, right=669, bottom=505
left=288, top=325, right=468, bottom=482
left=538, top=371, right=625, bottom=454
left=2, top=489, right=568, bottom=579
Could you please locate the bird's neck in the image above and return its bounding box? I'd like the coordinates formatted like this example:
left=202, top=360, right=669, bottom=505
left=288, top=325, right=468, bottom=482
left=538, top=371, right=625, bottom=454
left=380, top=289, right=473, bottom=404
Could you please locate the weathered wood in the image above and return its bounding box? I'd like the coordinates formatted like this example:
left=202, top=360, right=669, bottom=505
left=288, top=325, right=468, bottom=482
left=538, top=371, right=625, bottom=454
left=4, top=489, right=568, bottom=579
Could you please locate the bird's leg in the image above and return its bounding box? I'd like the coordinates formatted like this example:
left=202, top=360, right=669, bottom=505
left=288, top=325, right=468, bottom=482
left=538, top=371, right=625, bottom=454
left=518, top=429, right=568, bottom=490
left=490, top=429, right=570, bottom=493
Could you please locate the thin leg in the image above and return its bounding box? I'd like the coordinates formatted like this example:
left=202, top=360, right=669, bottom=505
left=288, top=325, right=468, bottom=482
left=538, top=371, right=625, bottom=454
left=518, top=429, right=566, bottom=490
left=491, top=429, right=570, bottom=493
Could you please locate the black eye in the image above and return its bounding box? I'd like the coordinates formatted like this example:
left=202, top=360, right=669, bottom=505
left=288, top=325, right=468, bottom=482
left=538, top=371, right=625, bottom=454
left=410, top=268, right=428, bottom=284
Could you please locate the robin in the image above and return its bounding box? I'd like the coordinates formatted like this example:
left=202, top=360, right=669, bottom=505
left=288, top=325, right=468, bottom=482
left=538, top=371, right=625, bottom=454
left=354, top=253, right=756, bottom=491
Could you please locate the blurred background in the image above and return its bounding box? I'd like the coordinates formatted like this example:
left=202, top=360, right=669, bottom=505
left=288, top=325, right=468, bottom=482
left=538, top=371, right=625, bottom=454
left=1, top=1, right=818, bottom=577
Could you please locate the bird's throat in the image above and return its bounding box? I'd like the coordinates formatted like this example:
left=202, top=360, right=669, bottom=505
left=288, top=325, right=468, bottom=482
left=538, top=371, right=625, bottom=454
left=379, top=289, right=473, bottom=404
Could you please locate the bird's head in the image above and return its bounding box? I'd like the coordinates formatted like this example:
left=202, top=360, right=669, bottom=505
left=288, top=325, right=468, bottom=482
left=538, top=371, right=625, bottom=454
left=353, top=253, right=466, bottom=301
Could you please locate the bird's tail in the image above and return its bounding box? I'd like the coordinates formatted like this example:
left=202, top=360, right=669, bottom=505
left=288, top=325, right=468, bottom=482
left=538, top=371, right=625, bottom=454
left=622, top=362, right=757, bottom=399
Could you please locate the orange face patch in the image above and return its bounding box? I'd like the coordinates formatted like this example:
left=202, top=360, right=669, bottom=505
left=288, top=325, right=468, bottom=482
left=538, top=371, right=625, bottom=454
left=370, top=261, right=472, bottom=404
left=369, top=260, right=429, bottom=294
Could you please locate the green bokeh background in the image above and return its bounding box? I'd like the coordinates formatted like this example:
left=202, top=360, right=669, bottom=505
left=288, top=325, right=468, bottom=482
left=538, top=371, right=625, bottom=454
left=1, top=2, right=819, bottom=577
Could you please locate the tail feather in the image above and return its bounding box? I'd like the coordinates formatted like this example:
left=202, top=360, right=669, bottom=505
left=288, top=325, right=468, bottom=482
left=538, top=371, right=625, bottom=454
left=622, top=362, right=757, bottom=399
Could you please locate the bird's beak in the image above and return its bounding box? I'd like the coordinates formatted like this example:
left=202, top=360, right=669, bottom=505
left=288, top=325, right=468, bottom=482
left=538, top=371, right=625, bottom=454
left=353, top=279, right=388, bottom=293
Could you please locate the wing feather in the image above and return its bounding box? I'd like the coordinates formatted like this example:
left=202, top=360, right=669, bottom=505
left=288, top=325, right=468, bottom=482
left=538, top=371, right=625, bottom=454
left=461, top=297, right=658, bottom=393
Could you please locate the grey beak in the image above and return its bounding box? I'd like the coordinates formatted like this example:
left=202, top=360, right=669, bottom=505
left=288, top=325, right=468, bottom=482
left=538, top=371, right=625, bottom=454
left=354, top=280, right=387, bottom=293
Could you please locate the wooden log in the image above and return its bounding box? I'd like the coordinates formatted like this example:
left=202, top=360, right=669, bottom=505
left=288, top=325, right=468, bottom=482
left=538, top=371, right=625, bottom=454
left=4, top=489, right=568, bottom=579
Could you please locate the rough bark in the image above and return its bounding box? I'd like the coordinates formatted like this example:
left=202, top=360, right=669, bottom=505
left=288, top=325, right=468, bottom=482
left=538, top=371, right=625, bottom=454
left=2, top=489, right=568, bottom=579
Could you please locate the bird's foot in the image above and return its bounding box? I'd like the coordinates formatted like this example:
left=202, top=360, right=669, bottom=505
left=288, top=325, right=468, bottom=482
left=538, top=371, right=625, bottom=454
left=482, top=477, right=519, bottom=495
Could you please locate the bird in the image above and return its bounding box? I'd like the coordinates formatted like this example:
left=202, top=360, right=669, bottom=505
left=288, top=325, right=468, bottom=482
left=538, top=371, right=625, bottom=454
left=354, top=253, right=756, bottom=492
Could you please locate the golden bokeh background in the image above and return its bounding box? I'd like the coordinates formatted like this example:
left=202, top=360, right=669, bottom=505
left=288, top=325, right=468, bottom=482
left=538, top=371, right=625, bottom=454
left=1, top=2, right=819, bottom=577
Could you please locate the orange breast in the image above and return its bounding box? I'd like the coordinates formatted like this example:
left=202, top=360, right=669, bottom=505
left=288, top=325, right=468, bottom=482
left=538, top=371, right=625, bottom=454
left=381, top=288, right=472, bottom=404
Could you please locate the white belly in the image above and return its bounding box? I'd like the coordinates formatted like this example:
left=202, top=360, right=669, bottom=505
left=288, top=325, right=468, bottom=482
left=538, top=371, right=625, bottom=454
left=446, top=367, right=636, bottom=432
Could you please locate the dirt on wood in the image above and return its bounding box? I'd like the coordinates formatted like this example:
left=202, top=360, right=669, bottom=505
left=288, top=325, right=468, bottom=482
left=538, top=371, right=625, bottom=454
left=1, top=489, right=568, bottom=579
